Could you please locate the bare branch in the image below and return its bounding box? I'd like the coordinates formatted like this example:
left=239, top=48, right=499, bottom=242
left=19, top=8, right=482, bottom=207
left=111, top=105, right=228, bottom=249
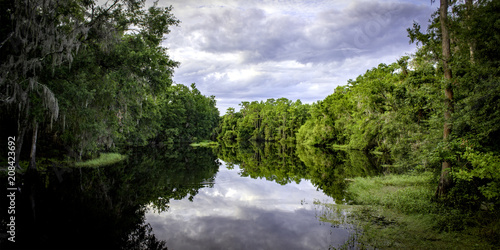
left=0, top=32, right=14, bottom=50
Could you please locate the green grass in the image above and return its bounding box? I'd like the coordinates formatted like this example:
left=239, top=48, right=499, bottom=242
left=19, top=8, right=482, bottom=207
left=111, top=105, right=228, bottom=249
left=347, top=173, right=436, bottom=213
left=74, top=153, right=127, bottom=167
left=317, top=172, right=498, bottom=249
left=190, top=140, right=219, bottom=147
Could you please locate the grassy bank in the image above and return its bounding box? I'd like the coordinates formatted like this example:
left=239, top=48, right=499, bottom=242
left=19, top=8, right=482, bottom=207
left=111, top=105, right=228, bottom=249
left=318, top=172, right=499, bottom=249
left=190, top=140, right=219, bottom=147
left=75, top=153, right=127, bottom=167
left=0, top=153, right=126, bottom=176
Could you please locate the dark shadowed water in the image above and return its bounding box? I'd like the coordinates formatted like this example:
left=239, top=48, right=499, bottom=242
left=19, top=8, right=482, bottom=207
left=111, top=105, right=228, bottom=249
left=0, top=142, right=382, bottom=249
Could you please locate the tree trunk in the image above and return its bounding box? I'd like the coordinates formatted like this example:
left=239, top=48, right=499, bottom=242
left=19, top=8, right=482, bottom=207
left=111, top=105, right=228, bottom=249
left=28, top=120, right=38, bottom=170
left=466, top=0, right=475, bottom=63
left=436, top=0, right=453, bottom=198
left=283, top=115, right=286, bottom=141
left=15, top=122, right=26, bottom=170
left=15, top=101, right=30, bottom=169
left=15, top=127, right=26, bottom=169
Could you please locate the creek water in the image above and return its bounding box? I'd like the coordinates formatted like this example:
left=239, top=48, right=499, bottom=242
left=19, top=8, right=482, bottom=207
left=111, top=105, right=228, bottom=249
left=1, top=143, right=381, bottom=249
left=146, top=161, right=350, bottom=249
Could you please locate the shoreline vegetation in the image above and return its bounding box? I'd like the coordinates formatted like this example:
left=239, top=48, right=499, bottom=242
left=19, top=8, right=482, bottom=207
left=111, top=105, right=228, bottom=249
left=74, top=153, right=127, bottom=168
left=319, top=172, right=499, bottom=249
left=0, top=153, right=128, bottom=172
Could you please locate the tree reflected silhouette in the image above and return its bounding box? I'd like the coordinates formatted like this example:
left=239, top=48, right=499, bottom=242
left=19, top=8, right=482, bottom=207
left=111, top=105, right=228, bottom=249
left=0, top=145, right=219, bottom=249
left=217, top=141, right=383, bottom=201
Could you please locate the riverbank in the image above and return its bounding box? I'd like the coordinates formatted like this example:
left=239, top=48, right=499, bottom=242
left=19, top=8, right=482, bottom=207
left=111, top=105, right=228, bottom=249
left=74, top=153, right=127, bottom=167
left=320, top=172, right=499, bottom=249
left=190, top=140, right=219, bottom=147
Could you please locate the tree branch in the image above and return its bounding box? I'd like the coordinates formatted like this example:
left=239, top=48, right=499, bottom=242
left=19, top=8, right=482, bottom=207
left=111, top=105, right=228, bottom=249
left=0, top=32, right=14, bottom=50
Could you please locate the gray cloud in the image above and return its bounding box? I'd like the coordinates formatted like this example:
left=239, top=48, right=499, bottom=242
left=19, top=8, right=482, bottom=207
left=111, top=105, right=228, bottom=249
left=189, top=8, right=303, bottom=63
left=157, top=0, right=435, bottom=113
left=175, top=1, right=430, bottom=65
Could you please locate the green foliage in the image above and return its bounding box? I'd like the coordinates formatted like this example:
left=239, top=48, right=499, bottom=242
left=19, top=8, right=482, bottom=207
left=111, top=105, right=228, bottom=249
left=296, top=119, right=330, bottom=146
left=406, top=0, right=500, bottom=206
left=46, top=3, right=181, bottom=158
left=158, top=83, right=219, bottom=144
left=0, top=1, right=218, bottom=163
left=296, top=61, right=442, bottom=174
left=453, top=147, right=500, bottom=200
left=217, top=98, right=310, bottom=142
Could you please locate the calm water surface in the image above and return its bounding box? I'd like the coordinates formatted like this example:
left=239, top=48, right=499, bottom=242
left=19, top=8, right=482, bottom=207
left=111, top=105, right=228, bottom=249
left=146, top=161, right=351, bottom=250
left=1, top=143, right=381, bottom=249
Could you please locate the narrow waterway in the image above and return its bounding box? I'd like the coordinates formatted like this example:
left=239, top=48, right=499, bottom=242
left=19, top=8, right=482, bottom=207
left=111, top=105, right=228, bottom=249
left=1, top=143, right=382, bottom=249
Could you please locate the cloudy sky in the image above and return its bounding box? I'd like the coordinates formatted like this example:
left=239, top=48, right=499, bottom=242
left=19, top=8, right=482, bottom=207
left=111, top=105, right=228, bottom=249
left=152, top=0, right=436, bottom=114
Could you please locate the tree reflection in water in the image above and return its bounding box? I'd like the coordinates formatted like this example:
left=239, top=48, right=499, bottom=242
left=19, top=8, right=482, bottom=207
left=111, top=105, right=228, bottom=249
left=0, top=145, right=219, bottom=249
left=1, top=142, right=384, bottom=249
left=216, top=141, right=383, bottom=201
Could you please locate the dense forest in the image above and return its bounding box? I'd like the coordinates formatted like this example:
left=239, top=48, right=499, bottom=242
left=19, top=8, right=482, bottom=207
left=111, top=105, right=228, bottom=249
left=216, top=98, right=310, bottom=142
left=218, top=0, right=500, bottom=209
left=0, top=0, right=219, bottom=167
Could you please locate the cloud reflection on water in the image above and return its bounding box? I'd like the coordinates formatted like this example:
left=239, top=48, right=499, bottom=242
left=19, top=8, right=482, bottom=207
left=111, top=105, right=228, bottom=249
left=146, top=161, right=351, bottom=249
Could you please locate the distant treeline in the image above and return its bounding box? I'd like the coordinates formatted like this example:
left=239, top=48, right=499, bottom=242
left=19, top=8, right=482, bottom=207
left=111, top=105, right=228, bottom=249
left=216, top=98, right=310, bottom=142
